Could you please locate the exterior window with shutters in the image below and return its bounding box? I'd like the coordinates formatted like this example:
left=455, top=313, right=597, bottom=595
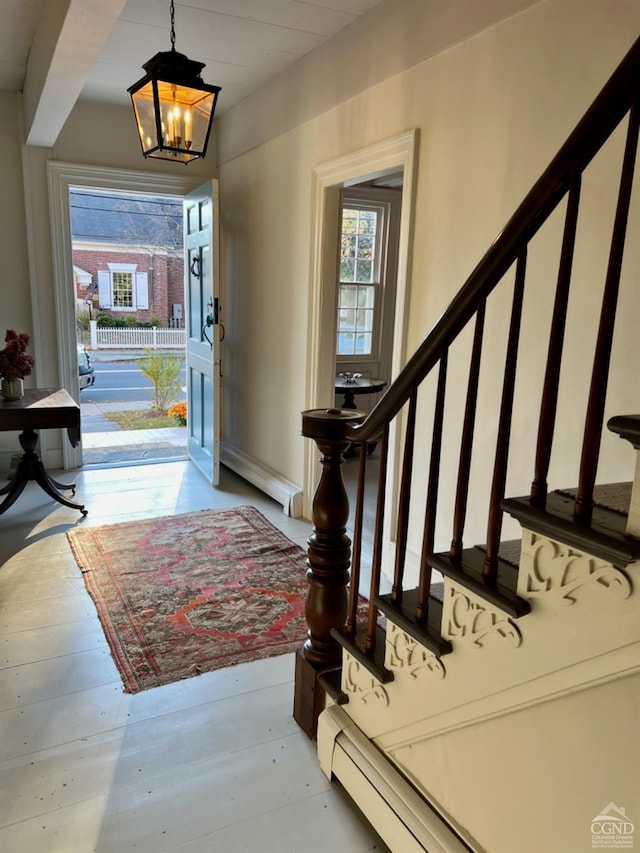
left=98, top=263, right=149, bottom=311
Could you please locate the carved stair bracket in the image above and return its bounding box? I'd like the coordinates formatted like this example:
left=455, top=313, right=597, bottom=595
left=343, top=654, right=390, bottom=707
left=524, top=534, right=633, bottom=605
left=446, top=585, right=522, bottom=649
left=385, top=623, right=446, bottom=680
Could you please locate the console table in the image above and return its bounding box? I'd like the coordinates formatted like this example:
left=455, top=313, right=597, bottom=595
left=0, top=388, right=87, bottom=516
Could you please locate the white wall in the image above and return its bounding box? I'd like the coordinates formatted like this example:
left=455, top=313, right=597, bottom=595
left=216, top=0, right=640, bottom=548
left=0, top=92, right=34, bottom=459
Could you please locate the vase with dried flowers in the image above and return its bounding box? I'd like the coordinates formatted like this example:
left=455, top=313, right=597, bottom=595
left=0, top=329, right=35, bottom=400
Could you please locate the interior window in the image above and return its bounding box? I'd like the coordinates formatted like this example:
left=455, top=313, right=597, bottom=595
left=336, top=202, right=385, bottom=360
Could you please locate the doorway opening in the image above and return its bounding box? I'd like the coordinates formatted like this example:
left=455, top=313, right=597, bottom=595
left=303, top=130, right=418, bottom=591
left=69, top=187, right=188, bottom=467
left=335, top=179, right=402, bottom=411
left=48, top=163, right=202, bottom=471
left=335, top=177, right=403, bottom=583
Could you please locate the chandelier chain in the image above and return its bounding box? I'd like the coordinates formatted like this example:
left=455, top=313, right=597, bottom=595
left=169, top=0, right=176, bottom=51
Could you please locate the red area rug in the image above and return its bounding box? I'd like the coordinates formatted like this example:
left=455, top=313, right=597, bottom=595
left=67, top=506, right=309, bottom=693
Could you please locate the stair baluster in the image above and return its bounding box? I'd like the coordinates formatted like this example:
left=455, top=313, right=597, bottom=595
left=366, top=424, right=389, bottom=654
left=450, top=300, right=485, bottom=561
left=531, top=174, right=581, bottom=507
left=345, top=440, right=367, bottom=635
left=483, top=247, right=527, bottom=580
left=417, top=352, right=448, bottom=617
left=391, top=388, right=418, bottom=603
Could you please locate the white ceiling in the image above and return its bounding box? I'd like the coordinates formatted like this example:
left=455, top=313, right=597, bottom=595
left=0, top=0, right=384, bottom=145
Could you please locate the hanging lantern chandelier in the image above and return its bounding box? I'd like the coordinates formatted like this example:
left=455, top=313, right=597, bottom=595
left=128, top=0, right=221, bottom=164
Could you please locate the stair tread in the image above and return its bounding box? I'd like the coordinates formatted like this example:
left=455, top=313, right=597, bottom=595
left=332, top=623, right=393, bottom=683
left=431, top=549, right=531, bottom=617
left=318, top=667, right=349, bottom=705
left=476, top=538, right=521, bottom=568
left=503, top=490, right=640, bottom=567
left=375, top=588, right=452, bottom=656
left=556, top=482, right=632, bottom=516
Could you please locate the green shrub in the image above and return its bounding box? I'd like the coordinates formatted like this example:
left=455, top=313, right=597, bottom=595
left=139, top=350, right=183, bottom=414
left=96, top=312, right=122, bottom=328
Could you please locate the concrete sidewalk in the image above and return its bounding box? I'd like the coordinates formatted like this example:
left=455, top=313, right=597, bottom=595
left=80, top=397, right=187, bottom=465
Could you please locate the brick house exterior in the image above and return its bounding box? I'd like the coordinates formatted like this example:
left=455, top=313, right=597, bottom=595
left=71, top=190, right=184, bottom=326
left=73, top=246, right=184, bottom=326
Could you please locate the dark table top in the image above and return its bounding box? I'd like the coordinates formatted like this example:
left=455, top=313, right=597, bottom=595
left=0, top=388, right=80, bottom=445
left=334, top=376, right=387, bottom=394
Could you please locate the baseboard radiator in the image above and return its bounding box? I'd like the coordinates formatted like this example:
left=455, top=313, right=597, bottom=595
left=317, top=705, right=477, bottom=853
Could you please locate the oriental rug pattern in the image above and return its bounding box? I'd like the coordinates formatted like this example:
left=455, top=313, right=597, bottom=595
left=67, top=506, right=309, bottom=693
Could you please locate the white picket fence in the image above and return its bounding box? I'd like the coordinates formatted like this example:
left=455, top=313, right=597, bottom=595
left=89, top=320, right=186, bottom=350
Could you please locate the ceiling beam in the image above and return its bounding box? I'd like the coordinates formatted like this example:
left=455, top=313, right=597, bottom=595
left=23, top=0, right=127, bottom=147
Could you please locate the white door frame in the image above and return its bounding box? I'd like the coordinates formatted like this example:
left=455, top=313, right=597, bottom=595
left=303, top=129, right=419, bottom=519
left=47, top=162, right=201, bottom=469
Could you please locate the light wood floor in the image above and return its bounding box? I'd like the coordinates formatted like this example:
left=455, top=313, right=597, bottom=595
left=0, top=461, right=388, bottom=853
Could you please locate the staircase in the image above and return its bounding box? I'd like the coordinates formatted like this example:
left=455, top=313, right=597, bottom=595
left=293, top=37, right=640, bottom=853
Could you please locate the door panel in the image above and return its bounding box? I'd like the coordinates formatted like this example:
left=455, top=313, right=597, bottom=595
left=184, top=180, right=221, bottom=484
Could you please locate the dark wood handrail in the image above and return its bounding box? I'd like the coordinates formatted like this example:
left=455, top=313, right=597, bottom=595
left=345, top=36, right=640, bottom=446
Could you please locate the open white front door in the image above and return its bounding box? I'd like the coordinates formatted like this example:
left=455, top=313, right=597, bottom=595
left=184, top=180, right=221, bottom=485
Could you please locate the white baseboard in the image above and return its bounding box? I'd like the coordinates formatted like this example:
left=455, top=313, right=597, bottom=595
left=220, top=440, right=303, bottom=517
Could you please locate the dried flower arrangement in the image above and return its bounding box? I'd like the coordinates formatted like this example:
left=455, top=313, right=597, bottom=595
left=0, top=330, right=35, bottom=380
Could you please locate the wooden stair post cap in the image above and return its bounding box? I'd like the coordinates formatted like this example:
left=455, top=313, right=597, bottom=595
left=301, top=407, right=365, bottom=441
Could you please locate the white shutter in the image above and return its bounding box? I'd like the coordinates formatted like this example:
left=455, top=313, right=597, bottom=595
left=136, top=272, right=149, bottom=309
left=97, top=270, right=111, bottom=307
